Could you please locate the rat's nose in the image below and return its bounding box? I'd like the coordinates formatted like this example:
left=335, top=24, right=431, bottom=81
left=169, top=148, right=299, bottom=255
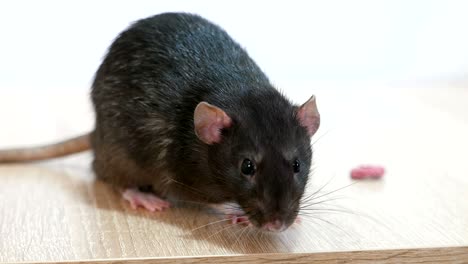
left=263, top=219, right=285, bottom=232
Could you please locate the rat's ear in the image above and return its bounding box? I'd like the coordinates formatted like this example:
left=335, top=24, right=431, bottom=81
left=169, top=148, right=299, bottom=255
left=296, top=95, right=320, bottom=137
left=194, top=102, right=232, bottom=144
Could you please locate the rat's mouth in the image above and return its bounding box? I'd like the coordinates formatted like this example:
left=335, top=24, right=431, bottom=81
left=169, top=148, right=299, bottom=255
left=261, top=219, right=287, bottom=232
left=239, top=204, right=296, bottom=232
left=248, top=216, right=289, bottom=232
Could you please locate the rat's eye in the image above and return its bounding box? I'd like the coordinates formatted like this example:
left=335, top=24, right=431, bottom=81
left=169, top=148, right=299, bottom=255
left=241, top=159, right=256, bottom=175
left=293, top=159, right=300, bottom=173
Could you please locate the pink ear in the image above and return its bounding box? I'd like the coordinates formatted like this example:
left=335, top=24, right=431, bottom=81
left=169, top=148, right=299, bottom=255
left=194, top=102, right=232, bottom=144
left=297, top=95, right=320, bottom=137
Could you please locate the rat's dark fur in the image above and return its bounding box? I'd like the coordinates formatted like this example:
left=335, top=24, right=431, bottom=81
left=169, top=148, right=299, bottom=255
left=91, top=13, right=313, bottom=229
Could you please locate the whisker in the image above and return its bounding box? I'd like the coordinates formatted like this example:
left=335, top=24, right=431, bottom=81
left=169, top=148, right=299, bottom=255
left=205, top=211, right=245, bottom=217
left=301, top=174, right=337, bottom=204
left=299, top=215, right=352, bottom=238
left=167, top=199, right=246, bottom=218
left=300, top=195, right=347, bottom=209
left=169, top=179, right=209, bottom=199
left=298, top=207, right=359, bottom=215
left=191, top=218, right=232, bottom=232
left=169, top=199, right=209, bottom=207
left=307, top=182, right=358, bottom=202
left=253, top=227, right=260, bottom=236
left=311, top=129, right=331, bottom=146
left=210, top=203, right=244, bottom=212
left=245, top=227, right=256, bottom=247
left=288, top=174, right=335, bottom=210
left=205, top=220, right=247, bottom=240
left=298, top=204, right=389, bottom=231
left=261, top=229, right=266, bottom=240
left=233, top=226, right=250, bottom=248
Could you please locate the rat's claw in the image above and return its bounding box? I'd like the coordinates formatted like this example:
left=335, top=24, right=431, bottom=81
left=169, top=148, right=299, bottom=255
left=122, top=188, right=170, bottom=212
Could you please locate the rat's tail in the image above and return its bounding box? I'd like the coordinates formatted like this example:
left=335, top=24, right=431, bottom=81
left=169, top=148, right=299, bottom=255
left=0, top=133, right=91, bottom=163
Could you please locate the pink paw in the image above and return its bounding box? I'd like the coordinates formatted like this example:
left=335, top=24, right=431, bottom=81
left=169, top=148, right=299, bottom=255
left=209, top=203, right=251, bottom=226
left=295, top=216, right=302, bottom=224
left=122, top=188, right=170, bottom=212
left=227, top=214, right=251, bottom=226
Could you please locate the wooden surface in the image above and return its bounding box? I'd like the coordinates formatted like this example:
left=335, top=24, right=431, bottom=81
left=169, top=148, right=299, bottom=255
left=0, top=85, right=467, bottom=263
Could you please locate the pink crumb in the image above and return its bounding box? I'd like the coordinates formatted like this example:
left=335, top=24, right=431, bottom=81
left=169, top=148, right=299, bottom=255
left=350, top=165, right=385, bottom=179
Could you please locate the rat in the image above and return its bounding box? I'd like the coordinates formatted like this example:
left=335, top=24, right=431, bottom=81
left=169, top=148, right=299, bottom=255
left=0, top=13, right=320, bottom=232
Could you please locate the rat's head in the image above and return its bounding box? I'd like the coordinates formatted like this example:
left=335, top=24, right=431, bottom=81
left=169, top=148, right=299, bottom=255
left=194, top=94, right=320, bottom=232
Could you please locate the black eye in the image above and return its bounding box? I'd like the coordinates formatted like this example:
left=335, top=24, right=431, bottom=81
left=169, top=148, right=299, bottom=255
left=241, top=159, right=256, bottom=175
left=293, top=159, right=300, bottom=173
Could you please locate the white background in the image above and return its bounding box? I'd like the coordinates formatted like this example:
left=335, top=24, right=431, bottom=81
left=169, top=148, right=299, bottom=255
left=0, top=0, right=467, bottom=92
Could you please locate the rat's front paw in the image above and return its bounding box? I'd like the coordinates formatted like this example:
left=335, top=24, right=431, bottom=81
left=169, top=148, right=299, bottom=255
left=226, top=214, right=251, bottom=226
left=122, top=188, right=170, bottom=212
left=209, top=202, right=251, bottom=226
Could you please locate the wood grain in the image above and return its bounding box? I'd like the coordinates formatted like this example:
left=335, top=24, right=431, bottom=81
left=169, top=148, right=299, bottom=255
left=0, top=86, right=467, bottom=263
left=50, top=247, right=468, bottom=264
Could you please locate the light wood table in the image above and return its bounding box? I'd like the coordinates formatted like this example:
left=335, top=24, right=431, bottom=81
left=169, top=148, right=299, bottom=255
left=1, top=86, right=467, bottom=263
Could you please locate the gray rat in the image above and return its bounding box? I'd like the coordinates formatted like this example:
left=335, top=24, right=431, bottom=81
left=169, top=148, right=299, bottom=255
left=0, top=13, right=320, bottom=232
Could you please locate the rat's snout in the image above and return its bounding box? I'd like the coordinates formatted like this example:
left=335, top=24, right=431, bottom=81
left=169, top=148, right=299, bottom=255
left=262, top=219, right=286, bottom=232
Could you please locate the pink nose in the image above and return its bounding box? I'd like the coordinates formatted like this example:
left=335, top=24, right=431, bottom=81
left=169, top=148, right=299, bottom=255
left=263, top=220, right=285, bottom=232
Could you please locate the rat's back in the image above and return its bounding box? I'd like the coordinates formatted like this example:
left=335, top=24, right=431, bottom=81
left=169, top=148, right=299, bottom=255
left=93, top=12, right=268, bottom=98
left=90, top=12, right=271, bottom=185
